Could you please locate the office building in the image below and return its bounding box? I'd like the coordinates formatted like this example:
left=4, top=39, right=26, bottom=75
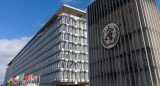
left=87, top=0, right=160, bottom=86
left=4, top=5, right=89, bottom=86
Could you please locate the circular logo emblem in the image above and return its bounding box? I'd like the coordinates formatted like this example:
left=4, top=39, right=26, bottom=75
left=101, top=23, right=120, bottom=49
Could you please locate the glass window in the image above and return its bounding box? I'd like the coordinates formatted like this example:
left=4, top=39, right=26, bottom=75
left=77, top=63, right=81, bottom=69
left=69, top=43, right=72, bottom=50
left=73, top=28, right=76, bottom=34
left=72, top=63, right=76, bottom=69
left=63, top=25, right=66, bottom=31
left=81, top=72, right=85, bottom=79
left=72, top=72, right=75, bottom=79
left=81, top=64, right=84, bottom=70
left=81, top=54, right=84, bottom=60
left=65, top=42, right=68, bottom=49
left=73, top=36, right=75, bottom=42
left=65, top=34, right=69, bottom=40
left=61, top=42, right=65, bottom=48
left=61, top=61, right=65, bottom=68
left=64, top=72, right=68, bottom=79
left=85, top=64, right=88, bottom=70
left=66, top=52, right=69, bottom=59
left=76, top=54, right=79, bottom=60
left=69, top=62, right=72, bottom=69
left=67, top=18, right=69, bottom=24
left=76, top=37, right=79, bottom=43
left=76, top=45, right=80, bottom=51
left=69, top=27, right=72, bottom=33
left=72, top=53, right=76, bottom=60
left=69, top=35, right=72, bottom=42
left=81, top=22, right=83, bottom=28
left=62, top=52, right=65, bottom=59
left=77, top=72, right=80, bottom=79
left=81, top=38, right=83, bottom=43
left=84, top=31, right=87, bottom=37
left=76, top=29, right=79, bottom=35
left=72, top=44, right=74, bottom=51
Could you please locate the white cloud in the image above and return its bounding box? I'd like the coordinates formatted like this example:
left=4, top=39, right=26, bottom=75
left=0, top=36, right=31, bottom=84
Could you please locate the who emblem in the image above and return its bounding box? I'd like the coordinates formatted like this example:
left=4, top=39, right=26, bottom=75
left=101, top=23, right=120, bottom=49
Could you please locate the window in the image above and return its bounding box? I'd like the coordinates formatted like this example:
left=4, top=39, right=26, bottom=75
left=67, top=18, right=69, bottom=24
left=61, top=61, right=65, bottom=68
left=81, top=54, right=84, bottom=60
left=77, top=72, right=80, bottom=79
left=76, top=54, right=80, bottom=60
left=69, top=27, right=72, bottom=33
left=65, top=42, right=68, bottom=49
left=85, top=64, right=88, bottom=70
left=72, top=63, right=76, bottom=69
left=76, top=45, right=80, bottom=51
left=76, top=37, right=79, bottom=43
left=62, top=52, right=65, bottom=59
left=69, top=43, right=72, bottom=50
left=72, top=72, right=75, bottom=79
left=72, top=53, right=76, bottom=60
left=81, top=22, right=83, bottom=28
left=66, top=52, right=69, bottom=59
left=73, top=28, right=76, bottom=34
left=61, top=42, right=65, bottom=48
left=65, top=34, right=69, bottom=40
left=81, top=72, right=85, bottom=79
left=69, top=62, right=72, bottom=69
left=69, top=35, right=72, bottom=42
left=81, top=38, right=83, bottom=43
left=77, top=63, right=81, bottom=69
left=64, top=72, right=68, bottom=79
left=73, top=36, right=76, bottom=42
left=81, top=64, right=84, bottom=70
left=76, top=29, right=79, bottom=35
left=84, top=31, right=87, bottom=37
left=72, top=44, right=75, bottom=51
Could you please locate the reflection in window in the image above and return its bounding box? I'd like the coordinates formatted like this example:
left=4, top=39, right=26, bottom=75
left=67, top=19, right=69, bottom=24
left=62, top=61, right=65, bottom=68
left=81, top=72, right=85, bottom=79
left=66, top=52, right=69, bottom=59
left=65, top=43, right=68, bottom=49
left=72, top=72, right=75, bottom=79
left=61, top=42, right=65, bottom=48
left=69, top=43, right=72, bottom=50
left=73, top=28, right=76, bottom=34
left=77, top=72, right=80, bottom=79
left=84, top=31, right=87, bottom=37
left=65, top=34, right=69, bottom=40
left=77, top=63, right=81, bottom=69
left=76, top=37, right=79, bottom=43
left=69, top=27, right=72, bottom=33
left=72, top=53, right=76, bottom=60
left=85, top=64, right=88, bottom=70
left=69, top=62, right=72, bottom=69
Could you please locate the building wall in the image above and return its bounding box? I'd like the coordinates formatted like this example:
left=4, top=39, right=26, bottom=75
left=4, top=14, right=89, bottom=85
left=87, top=0, right=160, bottom=86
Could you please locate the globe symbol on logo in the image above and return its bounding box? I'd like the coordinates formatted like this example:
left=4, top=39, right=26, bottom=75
left=101, top=23, right=120, bottom=49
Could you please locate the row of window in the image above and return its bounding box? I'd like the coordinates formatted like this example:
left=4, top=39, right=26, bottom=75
left=61, top=61, right=88, bottom=70
left=63, top=15, right=87, bottom=29
left=61, top=52, right=88, bottom=61
left=61, top=25, right=87, bottom=37
left=61, top=71, right=89, bottom=80
left=62, top=33, right=87, bottom=44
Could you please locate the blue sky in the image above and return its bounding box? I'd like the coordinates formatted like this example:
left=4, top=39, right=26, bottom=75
left=0, top=0, right=91, bottom=40
left=0, top=0, right=160, bottom=85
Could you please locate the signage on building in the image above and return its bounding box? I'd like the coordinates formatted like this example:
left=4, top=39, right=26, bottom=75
left=101, top=23, right=120, bottom=49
